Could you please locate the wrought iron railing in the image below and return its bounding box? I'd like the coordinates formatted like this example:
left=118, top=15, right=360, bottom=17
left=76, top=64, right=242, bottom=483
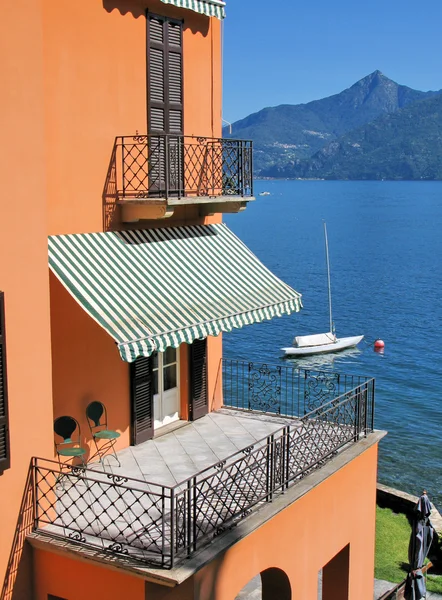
left=222, top=358, right=374, bottom=422
left=115, top=134, right=253, bottom=200
left=32, top=375, right=374, bottom=569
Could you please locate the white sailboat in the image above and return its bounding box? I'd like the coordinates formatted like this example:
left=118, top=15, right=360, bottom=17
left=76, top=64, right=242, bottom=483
left=281, top=222, right=364, bottom=357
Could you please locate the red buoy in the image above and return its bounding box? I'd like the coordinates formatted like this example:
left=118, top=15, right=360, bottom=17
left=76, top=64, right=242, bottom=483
left=374, top=339, right=385, bottom=349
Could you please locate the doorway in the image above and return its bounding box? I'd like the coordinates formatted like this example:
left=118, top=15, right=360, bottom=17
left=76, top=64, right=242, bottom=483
left=153, top=347, right=180, bottom=429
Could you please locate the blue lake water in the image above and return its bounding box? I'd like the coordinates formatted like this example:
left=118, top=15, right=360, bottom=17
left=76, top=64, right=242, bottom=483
left=224, top=180, right=442, bottom=508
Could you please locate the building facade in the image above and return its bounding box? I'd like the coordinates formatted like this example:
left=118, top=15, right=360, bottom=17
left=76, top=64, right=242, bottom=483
left=0, top=2, right=383, bottom=599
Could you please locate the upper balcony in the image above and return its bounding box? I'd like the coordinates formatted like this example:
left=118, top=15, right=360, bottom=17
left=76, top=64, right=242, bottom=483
left=114, top=134, right=254, bottom=222
left=30, top=360, right=377, bottom=581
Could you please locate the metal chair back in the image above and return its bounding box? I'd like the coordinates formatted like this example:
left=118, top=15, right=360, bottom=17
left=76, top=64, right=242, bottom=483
left=86, top=401, right=107, bottom=435
left=54, top=415, right=81, bottom=449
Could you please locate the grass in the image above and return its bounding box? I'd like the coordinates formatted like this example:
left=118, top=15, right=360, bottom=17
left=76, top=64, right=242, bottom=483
left=375, top=506, right=442, bottom=594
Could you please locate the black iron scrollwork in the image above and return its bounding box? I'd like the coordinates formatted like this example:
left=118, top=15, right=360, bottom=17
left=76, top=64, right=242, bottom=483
left=215, top=460, right=227, bottom=470
left=175, top=495, right=187, bottom=549
left=106, top=474, right=129, bottom=484
left=304, top=370, right=339, bottom=413
left=68, top=531, right=86, bottom=543
left=69, top=466, right=86, bottom=477
left=247, top=362, right=282, bottom=413
left=108, top=542, right=129, bottom=555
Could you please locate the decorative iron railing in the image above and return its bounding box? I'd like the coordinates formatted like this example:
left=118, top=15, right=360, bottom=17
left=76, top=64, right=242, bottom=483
left=115, top=134, right=253, bottom=200
left=32, top=373, right=374, bottom=569
left=222, top=358, right=374, bottom=420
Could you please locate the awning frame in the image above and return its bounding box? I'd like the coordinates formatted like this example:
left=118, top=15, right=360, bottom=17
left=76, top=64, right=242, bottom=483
left=48, top=224, right=302, bottom=362
left=159, top=0, right=226, bottom=19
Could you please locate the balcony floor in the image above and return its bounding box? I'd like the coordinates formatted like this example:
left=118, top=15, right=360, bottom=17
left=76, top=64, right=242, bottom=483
left=36, top=410, right=302, bottom=566
left=102, top=409, right=298, bottom=486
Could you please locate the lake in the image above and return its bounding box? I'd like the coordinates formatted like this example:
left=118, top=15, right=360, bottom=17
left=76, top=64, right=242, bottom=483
left=224, top=180, right=442, bottom=508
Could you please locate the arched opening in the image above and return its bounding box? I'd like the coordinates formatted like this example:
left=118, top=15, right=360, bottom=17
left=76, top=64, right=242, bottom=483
left=235, top=567, right=291, bottom=600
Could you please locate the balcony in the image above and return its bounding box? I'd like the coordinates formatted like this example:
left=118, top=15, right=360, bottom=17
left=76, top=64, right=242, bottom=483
left=114, top=134, right=254, bottom=222
left=31, top=361, right=375, bottom=574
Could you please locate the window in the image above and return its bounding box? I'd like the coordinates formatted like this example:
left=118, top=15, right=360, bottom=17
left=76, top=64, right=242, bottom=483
left=0, top=292, right=10, bottom=474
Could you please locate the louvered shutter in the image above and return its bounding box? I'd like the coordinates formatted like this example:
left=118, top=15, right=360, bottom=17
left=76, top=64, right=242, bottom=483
left=0, top=293, right=10, bottom=473
left=130, top=356, right=154, bottom=444
left=189, top=339, right=208, bottom=421
left=147, top=14, right=183, bottom=195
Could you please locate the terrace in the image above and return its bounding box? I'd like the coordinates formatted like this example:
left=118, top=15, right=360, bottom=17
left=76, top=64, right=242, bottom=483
left=31, top=360, right=375, bottom=571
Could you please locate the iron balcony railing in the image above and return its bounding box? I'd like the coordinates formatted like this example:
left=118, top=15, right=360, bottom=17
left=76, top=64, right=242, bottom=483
left=115, top=134, right=253, bottom=200
left=32, top=365, right=374, bottom=569
left=222, top=359, right=374, bottom=425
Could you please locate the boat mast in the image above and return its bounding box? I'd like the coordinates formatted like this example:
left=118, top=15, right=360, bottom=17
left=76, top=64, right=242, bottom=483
left=323, top=221, right=334, bottom=334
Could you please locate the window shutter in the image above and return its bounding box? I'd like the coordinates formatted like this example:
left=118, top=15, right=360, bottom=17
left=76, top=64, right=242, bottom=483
left=0, top=292, right=10, bottom=473
left=147, top=13, right=183, bottom=195
left=130, top=356, right=154, bottom=444
left=189, top=339, right=208, bottom=421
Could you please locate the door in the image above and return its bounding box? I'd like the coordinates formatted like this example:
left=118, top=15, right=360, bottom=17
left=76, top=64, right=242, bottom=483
left=189, top=339, right=208, bottom=421
left=147, top=14, right=183, bottom=195
left=153, top=348, right=180, bottom=429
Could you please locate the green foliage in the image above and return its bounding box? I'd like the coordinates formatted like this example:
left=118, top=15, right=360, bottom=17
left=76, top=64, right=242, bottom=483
left=375, top=507, right=442, bottom=593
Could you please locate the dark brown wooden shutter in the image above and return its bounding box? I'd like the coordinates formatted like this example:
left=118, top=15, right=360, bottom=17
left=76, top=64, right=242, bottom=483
left=130, top=356, right=154, bottom=444
left=0, top=292, right=10, bottom=473
left=147, top=13, right=183, bottom=194
left=189, top=339, right=208, bottom=421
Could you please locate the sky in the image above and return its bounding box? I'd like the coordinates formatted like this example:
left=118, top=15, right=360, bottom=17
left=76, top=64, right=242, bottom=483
left=222, top=0, right=442, bottom=123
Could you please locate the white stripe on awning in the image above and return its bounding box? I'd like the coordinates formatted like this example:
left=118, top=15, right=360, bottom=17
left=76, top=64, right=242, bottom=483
left=160, top=0, right=226, bottom=19
left=48, top=224, right=302, bottom=362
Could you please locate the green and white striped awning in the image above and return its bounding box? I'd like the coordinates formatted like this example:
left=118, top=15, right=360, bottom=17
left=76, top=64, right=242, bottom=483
left=48, top=224, right=302, bottom=362
left=160, top=0, right=226, bottom=19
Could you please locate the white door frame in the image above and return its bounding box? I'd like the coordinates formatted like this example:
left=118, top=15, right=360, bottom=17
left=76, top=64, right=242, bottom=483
left=153, top=348, right=180, bottom=429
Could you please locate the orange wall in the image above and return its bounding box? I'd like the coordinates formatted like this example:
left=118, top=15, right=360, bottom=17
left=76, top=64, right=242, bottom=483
left=50, top=273, right=130, bottom=456
left=32, top=443, right=379, bottom=600
left=45, top=0, right=225, bottom=440
left=41, top=0, right=222, bottom=236
left=33, top=549, right=145, bottom=600
left=208, top=335, right=223, bottom=411
left=196, top=442, right=379, bottom=600
left=0, top=0, right=54, bottom=596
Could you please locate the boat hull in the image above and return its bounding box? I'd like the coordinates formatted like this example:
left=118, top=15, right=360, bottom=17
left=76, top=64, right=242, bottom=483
left=281, top=335, right=364, bottom=357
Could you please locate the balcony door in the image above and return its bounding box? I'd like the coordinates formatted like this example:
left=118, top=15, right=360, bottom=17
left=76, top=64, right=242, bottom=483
left=131, top=341, right=207, bottom=445
left=131, top=348, right=180, bottom=445
left=147, top=13, right=183, bottom=196
left=153, top=348, right=180, bottom=429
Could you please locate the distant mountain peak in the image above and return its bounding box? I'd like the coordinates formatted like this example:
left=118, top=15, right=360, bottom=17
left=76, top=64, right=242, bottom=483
left=226, top=73, right=442, bottom=175
left=352, top=70, right=393, bottom=90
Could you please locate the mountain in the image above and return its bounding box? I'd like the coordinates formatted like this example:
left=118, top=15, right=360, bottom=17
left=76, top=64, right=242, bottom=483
left=225, top=71, right=442, bottom=173
left=262, top=93, right=442, bottom=180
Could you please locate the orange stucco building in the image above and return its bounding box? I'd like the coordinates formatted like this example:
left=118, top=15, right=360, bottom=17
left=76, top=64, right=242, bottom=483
left=0, top=2, right=384, bottom=599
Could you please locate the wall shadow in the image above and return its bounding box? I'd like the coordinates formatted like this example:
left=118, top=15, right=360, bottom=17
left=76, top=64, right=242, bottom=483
left=234, top=567, right=292, bottom=600
left=102, top=0, right=210, bottom=36
left=0, top=463, right=34, bottom=600
left=102, top=140, right=120, bottom=231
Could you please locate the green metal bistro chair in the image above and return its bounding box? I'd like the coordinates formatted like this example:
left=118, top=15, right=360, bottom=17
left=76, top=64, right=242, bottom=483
left=86, top=401, right=121, bottom=467
left=53, top=416, right=87, bottom=467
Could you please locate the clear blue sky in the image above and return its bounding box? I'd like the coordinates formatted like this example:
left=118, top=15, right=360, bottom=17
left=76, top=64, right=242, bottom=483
left=222, top=0, right=442, bottom=123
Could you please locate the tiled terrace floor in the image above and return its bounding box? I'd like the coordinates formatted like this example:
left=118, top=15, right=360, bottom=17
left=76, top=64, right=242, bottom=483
left=35, top=408, right=361, bottom=568
left=100, top=409, right=299, bottom=485
left=35, top=410, right=302, bottom=567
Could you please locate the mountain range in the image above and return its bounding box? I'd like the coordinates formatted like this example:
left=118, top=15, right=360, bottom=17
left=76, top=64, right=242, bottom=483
left=225, top=71, right=442, bottom=180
